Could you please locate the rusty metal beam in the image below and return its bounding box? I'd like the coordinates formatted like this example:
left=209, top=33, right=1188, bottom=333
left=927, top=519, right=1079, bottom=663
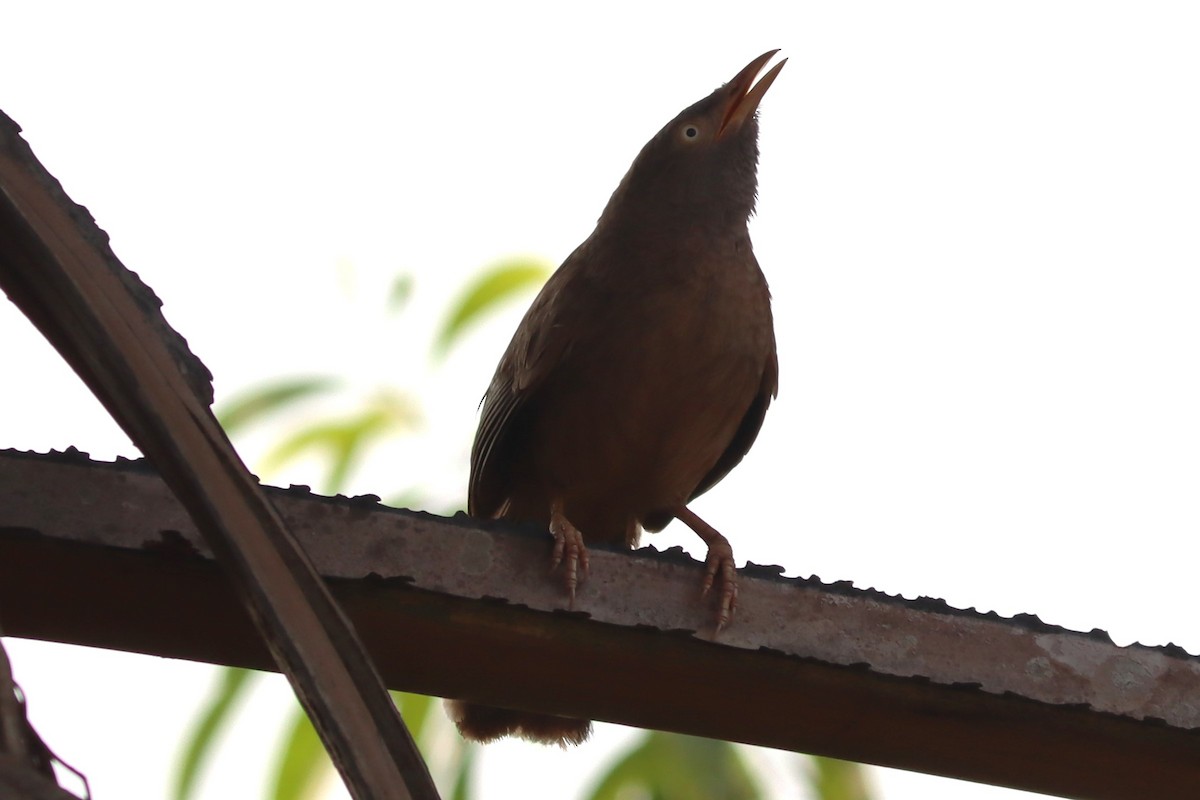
left=2, top=448, right=1198, bottom=799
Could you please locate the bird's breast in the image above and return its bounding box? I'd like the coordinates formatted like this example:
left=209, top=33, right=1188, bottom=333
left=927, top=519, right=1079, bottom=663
left=524, top=249, right=773, bottom=534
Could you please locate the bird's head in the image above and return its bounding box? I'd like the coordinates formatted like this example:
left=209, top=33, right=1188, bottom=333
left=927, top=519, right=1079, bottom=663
left=600, top=50, right=786, bottom=235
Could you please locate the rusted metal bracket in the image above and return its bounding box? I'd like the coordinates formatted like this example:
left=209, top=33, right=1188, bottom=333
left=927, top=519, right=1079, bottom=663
left=2, top=447, right=1198, bottom=799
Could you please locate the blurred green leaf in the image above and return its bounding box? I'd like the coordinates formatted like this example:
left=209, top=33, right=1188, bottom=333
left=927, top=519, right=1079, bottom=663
left=807, top=756, right=874, bottom=800
left=394, top=689, right=474, bottom=800
left=394, top=691, right=478, bottom=798
left=383, top=489, right=428, bottom=511
left=585, top=731, right=761, bottom=800
left=271, top=708, right=326, bottom=800
left=433, top=257, right=551, bottom=358
left=217, top=377, right=341, bottom=435
left=387, top=273, right=415, bottom=315
left=266, top=692, right=466, bottom=800
left=392, top=692, right=434, bottom=739
left=173, top=667, right=257, bottom=800
left=449, top=742, right=476, bottom=800
left=259, top=390, right=420, bottom=493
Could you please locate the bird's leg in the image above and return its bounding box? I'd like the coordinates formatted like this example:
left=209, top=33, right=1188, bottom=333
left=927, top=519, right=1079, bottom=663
left=549, top=499, right=589, bottom=604
left=674, top=506, right=738, bottom=631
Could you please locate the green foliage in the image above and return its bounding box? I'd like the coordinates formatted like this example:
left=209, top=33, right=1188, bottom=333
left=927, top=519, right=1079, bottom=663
left=449, top=743, right=476, bottom=800
left=585, top=732, right=761, bottom=800
left=257, top=389, right=419, bottom=494
left=217, top=378, right=341, bottom=435
left=272, top=709, right=326, bottom=800
left=387, top=273, right=415, bottom=315
left=268, top=691, right=471, bottom=800
left=172, top=668, right=257, bottom=800
left=807, top=756, right=874, bottom=800
left=433, top=257, right=552, bottom=358
left=384, top=488, right=433, bottom=513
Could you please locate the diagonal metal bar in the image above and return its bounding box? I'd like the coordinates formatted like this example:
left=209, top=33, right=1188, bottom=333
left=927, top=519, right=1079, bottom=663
left=0, top=111, right=437, bottom=799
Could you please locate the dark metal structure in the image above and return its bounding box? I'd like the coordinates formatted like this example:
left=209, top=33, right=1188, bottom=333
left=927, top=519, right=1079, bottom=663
left=3, top=448, right=1198, bottom=799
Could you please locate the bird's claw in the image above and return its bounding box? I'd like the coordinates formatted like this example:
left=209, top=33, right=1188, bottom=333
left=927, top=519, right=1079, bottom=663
left=676, top=506, right=740, bottom=633
left=703, top=545, right=739, bottom=632
left=550, top=506, right=589, bottom=605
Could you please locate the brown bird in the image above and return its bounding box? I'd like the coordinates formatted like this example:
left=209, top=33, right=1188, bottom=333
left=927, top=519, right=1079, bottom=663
left=449, top=51, right=784, bottom=746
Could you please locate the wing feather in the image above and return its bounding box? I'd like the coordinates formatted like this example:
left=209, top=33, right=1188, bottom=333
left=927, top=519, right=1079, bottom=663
left=467, top=256, right=588, bottom=517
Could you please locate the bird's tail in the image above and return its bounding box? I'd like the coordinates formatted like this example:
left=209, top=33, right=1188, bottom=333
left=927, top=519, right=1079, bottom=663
left=445, top=699, right=592, bottom=747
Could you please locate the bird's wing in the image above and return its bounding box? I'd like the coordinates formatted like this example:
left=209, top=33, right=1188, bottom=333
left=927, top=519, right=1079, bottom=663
left=689, top=342, right=779, bottom=502
left=468, top=260, right=585, bottom=518
left=468, top=370, right=522, bottom=518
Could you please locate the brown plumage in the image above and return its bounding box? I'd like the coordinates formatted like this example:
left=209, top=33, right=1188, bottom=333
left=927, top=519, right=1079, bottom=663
left=449, top=51, right=784, bottom=746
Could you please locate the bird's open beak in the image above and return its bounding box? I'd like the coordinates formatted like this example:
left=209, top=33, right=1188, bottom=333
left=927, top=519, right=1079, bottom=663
left=718, top=50, right=787, bottom=139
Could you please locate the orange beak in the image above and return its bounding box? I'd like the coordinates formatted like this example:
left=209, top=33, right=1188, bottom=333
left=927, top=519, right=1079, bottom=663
left=718, top=50, right=787, bottom=139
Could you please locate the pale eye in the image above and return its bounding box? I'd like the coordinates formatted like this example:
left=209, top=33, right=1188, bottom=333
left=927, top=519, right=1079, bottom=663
left=682, top=124, right=700, bottom=140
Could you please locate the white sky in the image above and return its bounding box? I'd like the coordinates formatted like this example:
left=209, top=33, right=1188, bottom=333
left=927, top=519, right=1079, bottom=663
left=3, top=2, right=1199, bottom=799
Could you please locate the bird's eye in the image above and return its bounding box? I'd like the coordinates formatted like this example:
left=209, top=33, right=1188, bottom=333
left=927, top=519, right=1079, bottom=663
left=682, top=124, right=700, bottom=140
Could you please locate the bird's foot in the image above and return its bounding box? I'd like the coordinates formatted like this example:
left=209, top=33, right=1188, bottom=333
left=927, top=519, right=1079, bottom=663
left=702, top=542, right=739, bottom=632
left=549, top=501, right=589, bottom=605
left=675, top=506, right=739, bottom=632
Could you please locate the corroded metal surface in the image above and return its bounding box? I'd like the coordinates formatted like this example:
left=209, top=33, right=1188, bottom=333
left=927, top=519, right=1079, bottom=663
left=3, top=448, right=1200, bottom=798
